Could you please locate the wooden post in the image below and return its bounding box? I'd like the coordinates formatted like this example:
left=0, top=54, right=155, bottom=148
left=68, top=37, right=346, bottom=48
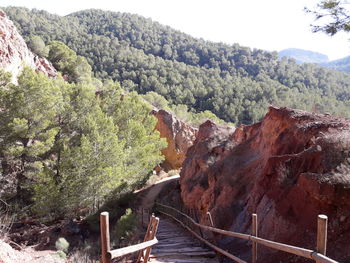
left=316, top=215, right=328, bottom=262
left=143, top=216, right=160, bottom=262
left=207, top=211, right=214, bottom=227
left=137, top=215, right=155, bottom=262
left=252, top=213, right=258, bottom=263
left=100, top=212, right=111, bottom=263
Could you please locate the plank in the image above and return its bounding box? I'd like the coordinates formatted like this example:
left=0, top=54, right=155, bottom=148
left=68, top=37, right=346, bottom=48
left=108, top=238, right=158, bottom=259
left=149, top=216, right=219, bottom=263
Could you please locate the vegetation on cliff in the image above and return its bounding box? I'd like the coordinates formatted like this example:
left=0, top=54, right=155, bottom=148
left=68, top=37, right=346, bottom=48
left=3, top=7, right=350, bottom=125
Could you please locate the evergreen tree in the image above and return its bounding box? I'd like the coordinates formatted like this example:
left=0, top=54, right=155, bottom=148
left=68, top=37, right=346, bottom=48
left=27, top=35, right=49, bottom=57
left=0, top=68, right=166, bottom=219
left=306, top=0, right=350, bottom=35
left=0, top=68, right=64, bottom=181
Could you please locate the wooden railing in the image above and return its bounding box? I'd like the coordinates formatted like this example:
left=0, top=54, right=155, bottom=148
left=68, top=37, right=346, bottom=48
left=156, top=203, right=340, bottom=263
left=100, top=211, right=160, bottom=263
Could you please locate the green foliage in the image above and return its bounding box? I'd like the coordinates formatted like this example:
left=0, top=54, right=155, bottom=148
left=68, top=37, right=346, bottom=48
left=0, top=67, right=165, bottom=219
left=306, top=0, right=350, bottom=35
left=55, top=237, right=70, bottom=253
left=142, top=91, right=171, bottom=111
left=0, top=70, right=12, bottom=87
left=47, top=41, right=93, bottom=83
left=113, top=208, right=137, bottom=243
left=27, top=35, right=49, bottom=57
left=56, top=250, right=67, bottom=259
left=4, top=7, right=350, bottom=125
left=100, top=82, right=167, bottom=189
left=143, top=92, right=231, bottom=127
left=170, top=104, right=231, bottom=127
left=190, top=110, right=232, bottom=127
left=0, top=67, right=64, bottom=181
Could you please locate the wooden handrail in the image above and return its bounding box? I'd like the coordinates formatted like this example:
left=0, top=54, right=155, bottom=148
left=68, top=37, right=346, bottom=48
left=158, top=203, right=251, bottom=240
left=249, top=235, right=314, bottom=259
left=156, top=203, right=339, bottom=263
left=100, top=212, right=159, bottom=263
left=158, top=209, right=247, bottom=263
left=107, top=237, right=158, bottom=259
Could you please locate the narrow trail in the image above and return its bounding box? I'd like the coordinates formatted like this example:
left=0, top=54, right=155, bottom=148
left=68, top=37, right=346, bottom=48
left=138, top=175, right=180, bottom=210
left=150, top=217, right=219, bottom=263
left=135, top=175, right=219, bottom=263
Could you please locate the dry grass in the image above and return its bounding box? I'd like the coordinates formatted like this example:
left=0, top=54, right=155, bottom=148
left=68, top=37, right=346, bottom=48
left=146, top=170, right=179, bottom=186
left=67, top=248, right=98, bottom=263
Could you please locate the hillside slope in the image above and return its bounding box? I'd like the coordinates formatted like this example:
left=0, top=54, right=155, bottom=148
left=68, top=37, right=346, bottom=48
left=3, top=7, right=350, bottom=124
left=322, top=56, right=350, bottom=73
left=278, top=48, right=350, bottom=73
left=279, top=48, right=329, bottom=64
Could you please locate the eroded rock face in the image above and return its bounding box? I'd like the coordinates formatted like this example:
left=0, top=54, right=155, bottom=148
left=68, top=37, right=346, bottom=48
left=153, top=109, right=198, bottom=171
left=180, top=106, right=350, bottom=262
left=0, top=9, right=56, bottom=82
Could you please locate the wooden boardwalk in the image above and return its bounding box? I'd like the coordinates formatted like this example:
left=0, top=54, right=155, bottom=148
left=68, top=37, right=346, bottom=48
left=150, top=217, right=219, bottom=263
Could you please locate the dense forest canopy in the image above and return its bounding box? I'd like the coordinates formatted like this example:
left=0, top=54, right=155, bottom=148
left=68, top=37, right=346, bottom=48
left=3, top=7, right=350, bottom=125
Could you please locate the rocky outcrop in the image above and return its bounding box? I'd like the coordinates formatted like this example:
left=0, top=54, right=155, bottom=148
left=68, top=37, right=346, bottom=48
left=180, top=106, right=350, bottom=262
left=0, top=9, right=56, bottom=83
left=153, top=109, right=198, bottom=171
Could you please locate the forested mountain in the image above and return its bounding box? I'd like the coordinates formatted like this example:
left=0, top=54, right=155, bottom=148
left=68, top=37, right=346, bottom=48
left=278, top=48, right=329, bottom=64
left=322, top=56, right=350, bottom=72
left=4, top=7, right=350, bottom=125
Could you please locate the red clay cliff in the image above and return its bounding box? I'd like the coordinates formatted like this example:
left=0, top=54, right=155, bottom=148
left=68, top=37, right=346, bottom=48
left=0, top=9, right=56, bottom=83
left=180, top=106, right=350, bottom=262
left=153, top=109, right=197, bottom=171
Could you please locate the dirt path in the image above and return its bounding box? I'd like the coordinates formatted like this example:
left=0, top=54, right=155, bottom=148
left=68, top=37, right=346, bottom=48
left=137, top=175, right=180, bottom=210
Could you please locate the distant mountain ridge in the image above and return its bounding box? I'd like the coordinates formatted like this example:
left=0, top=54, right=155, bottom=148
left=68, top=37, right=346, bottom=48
left=279, top=48, right=329, bottom=64
left=279, top=48, right=350, bottom=72
left=322, top=56, right=350, bottom=72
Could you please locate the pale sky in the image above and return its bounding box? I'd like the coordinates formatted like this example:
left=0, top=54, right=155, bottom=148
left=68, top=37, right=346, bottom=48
left=1, top=0, right=349, bottom=60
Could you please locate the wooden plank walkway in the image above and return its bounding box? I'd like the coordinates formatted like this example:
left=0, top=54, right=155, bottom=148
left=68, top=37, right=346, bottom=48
left=150, top=217, right=219, bottom=263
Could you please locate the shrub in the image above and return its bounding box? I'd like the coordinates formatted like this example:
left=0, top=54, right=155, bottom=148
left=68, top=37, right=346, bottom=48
left=56, top=250, right=67, bottom=259
left=114, top=209, right=137, bottom=244
left=55, top=237, right=70, bottom=253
